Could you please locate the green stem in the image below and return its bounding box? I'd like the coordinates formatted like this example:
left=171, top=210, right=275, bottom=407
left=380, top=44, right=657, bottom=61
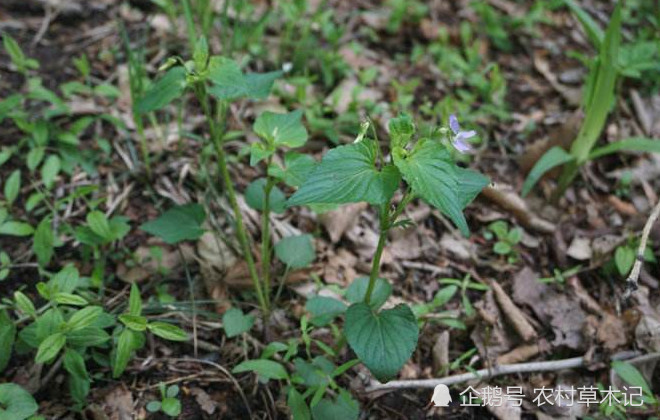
left=261, top=169, right=275, bottom=306
left=389, top=189, right=414, bottom=225
left=364, top=204, right=389, bottom=305
left=195, top=85, right=268, bottom=314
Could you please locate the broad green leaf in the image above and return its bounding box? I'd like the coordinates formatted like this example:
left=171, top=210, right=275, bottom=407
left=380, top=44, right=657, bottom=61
left=615, top=246, right=635, bottom=276
left=310, top=390, right=359, bottom=420
left=69, top=372, right=90, bottom=405
left=0, top=310, right=15, bottom=372
left=275, top=234, right=316, bottom=269
left=135, top=66, right=187, bottom=113
left=249, top=142, right=274, bottom=166
left=288, top=140, right=400, bottom=207
left=493, top=241, right=512, bottom=255
left=86, top=211, right=113, bottom=240
left=14, top=291, right=36, bottom=317
left=245, top=178, right=286, bottom=214
left=66, top=327, right=110, bottom=348
left=119, top=314, right=148, bottom=332
left=521, top=146, right=574, bottom=196
left=232, top=359, right=289, bottom=380
left=389, top=114, right=415, bottom=148
left=222, top=308, right=254, bottom=338
left=113, top=328, right=137, bottom=377
left=344, top=303, right=418, bottom=382
left=254, top=110, right=308, bottom=148
left=393, top=140, right=469, bottom=235
left=207, top=57, right=281, bottom=100
left=456, top=168, right=490, bottom=209
left=26, top=147, right=45, bottom=171
left=0, top=383, right=39, bottom=420
left=161, top=398, right=182, bottom=417
left=51, top=265, right=79, bottom=294
left=41, top=155, right=60, bottom=189
left=129, top=283, right=142, bottom=316
left=287, top=388, right=311, bottom=420
left=35, top=332, right=66, bottom=363
left=268, top=152, right=317, bottom=188
left=0, top=221, right=34, bottom=236
left=67, top=306, right=103, bottom=331
left=345, top=277, right=391, bottom=309
left=147, top=322, right=188, bottom=341
left=4, top=169, right=20, bottom=205
left=305, top=296, right=347, bottom=326
left=140, top=203, right=205, bottom=244
left=589, top=137, right=660, bottom=159
left=146, top=401, right=161, bottom=412
left=63, top=348, right=88, bottom=380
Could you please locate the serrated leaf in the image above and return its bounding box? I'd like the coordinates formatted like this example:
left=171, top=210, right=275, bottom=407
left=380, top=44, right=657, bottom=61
left=305, top=296, right=347, bottom=326
left=0, top=383, right=38, bottom=420
left=345, top=277, right=391, bottom=309
left=393, top=140, right=469, bottom=235
left=35, top=332, right=66, bottom=363
left=232, top=359, right=289, bottom=380
left=388, top=114, right=415, bottom=148
left=140, top=203, right=205, bottom=244
left=456, top=167, right=490, bottom=208
left=147, top=322, right=188, bottom=341
left=344, top=303, right=418, bottom=382
left=274, top=234, right=315, bottom=269
left=521, top=146, right=574, bottom=196
left=288, top=140, right=400, bottom=207
left=222, top=308, right=254, bottom=338
left=207, top=57, right=281, bottom=100
left=254, top=110, right=308, bottom=148
left=245, top=178, right=286, bottom=214
left=135, top=66, right=187, bottom=113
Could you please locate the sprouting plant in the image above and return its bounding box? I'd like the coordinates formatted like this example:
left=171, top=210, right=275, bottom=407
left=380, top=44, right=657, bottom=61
left=484, top=220, right=522, bottom=264
left=287, top=113, right=488, bottom=382
left=538, top=265, right=582, bottom=287
left=608, top=239, right=655, bottom=277
left=135, top=36, right=284, bottom=315
left=615, top=171, right=633, bottom=198
left=522, top=3, right=660, bottom=200
left=146, top=383, right=182, bottom=418
left=411, top=284, right=466, bottom=329
left=438, top=275, right=489, bottom=317
left=0, top=271, right=187, bottom=407
left=2, top=34, right=39, bottom=78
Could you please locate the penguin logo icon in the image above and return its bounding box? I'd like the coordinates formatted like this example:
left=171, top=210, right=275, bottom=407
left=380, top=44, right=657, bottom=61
left=431, top=384, right=452, bottom=407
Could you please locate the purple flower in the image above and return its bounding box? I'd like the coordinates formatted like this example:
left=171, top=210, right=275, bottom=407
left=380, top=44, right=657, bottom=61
left=449, top=114, right=476, bottom=153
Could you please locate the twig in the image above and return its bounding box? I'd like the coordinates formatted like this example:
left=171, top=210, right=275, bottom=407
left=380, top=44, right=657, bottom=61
left=625, top=198, right=660, bottom=299
left=365, top=351, right=647, bottom=392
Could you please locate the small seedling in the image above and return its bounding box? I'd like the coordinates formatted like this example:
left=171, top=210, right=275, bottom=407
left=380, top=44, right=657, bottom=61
left=438, top=275, right=489, bottom=317
left=146, top=383, right=182, bottom=418
left=538, top=265, right=582, bottom=287
left=484, top=221, right=522, bottom=264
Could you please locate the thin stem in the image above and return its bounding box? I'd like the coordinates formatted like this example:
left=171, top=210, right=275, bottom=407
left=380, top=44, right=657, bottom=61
left=389, top=189, right=414, bottom=226
left=364, top=204, right=390, bottom=305
left=261, top=170, right=275, bottom=307
left=195, top=85, right=268, bottom=314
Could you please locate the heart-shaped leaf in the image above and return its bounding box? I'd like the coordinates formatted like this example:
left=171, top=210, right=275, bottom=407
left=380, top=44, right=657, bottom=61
left=288, top=140, right=400, bottom=207
left=344, top=303, right=418, bottom=382
left=140, top=204, right=205, bottom=244
left=254, top=110, right=308, bottom=148
left=0, top=383, right=39, bottom=420
left=345, top=277, right=391, bottom=309
left=222, top=308, right=254, bottom=338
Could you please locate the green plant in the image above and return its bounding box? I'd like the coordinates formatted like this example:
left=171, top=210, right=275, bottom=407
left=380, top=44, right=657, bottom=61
left=287, top=114, right=488, bottom=381
left=522, top=2, right=660, bottom=199
left=438, top=275, right=489, bottom=317
left=608, top=239, right=655, bottom=277
left=411, top=284, right=466, bottom=329
left=0, top=383, right=39, bottom=420
left=146, top=383, right=182, bottom=418
left=538, top=265, right=582, bottom=287
left=484, top=220, right=522, bottom=264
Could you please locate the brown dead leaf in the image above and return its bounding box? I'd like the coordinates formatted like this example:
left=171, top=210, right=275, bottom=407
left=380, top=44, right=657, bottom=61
left=319, top=203, right=367, bottom=243
left=566, top=237, right=592, bottom=261
left=103, top=385, right=134, bottom=420
left=191, top=387, right=217, bottom=415
left=471, top=290, right=515, bottom=363
left=491, top=281, right=538, bottom=342
left=533, top=52, right=582, bottom=106
left=596, top=314, right=628, bottom=351
left=432, top=331, right=450, bottom=373
left=512, top=268, right=587, bottom=350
